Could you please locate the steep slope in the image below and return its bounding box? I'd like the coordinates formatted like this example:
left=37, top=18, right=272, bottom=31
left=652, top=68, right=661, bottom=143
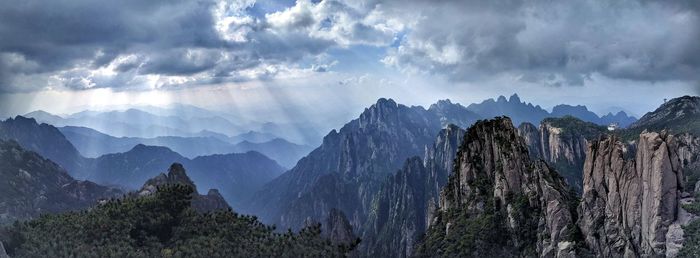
left=361, top=124, right=465, bottom=257
left=416, top=117, right=579, bottom=257
left=577, top=131, right=688, bottom=257
left=519, top=116, right=608, bottom=192
left=0, top=116, right=87, bottom=177
left=247, top=98, right=446, bottom=229
left=0, top=139, right=122, bottom=224
left=628, top=95, right=700, bottom=136
left=137, top=163, right=229, bottom=213
left=188, top=152, right=285, bottom=208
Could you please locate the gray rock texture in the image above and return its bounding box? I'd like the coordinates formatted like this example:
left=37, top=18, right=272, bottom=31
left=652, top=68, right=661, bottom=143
left=578, top=131, right=684, bottom=257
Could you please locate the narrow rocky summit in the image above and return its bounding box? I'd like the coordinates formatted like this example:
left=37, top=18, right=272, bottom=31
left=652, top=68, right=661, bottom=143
left=417, top=117, right=578, bottom=257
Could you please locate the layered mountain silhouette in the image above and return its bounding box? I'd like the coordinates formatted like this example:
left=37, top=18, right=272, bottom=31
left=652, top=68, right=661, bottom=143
left=0, top=117, right=285, bottom=209
left=59, top=125, right=312, bottom=168
left=466, top=94, right=637, bottom=127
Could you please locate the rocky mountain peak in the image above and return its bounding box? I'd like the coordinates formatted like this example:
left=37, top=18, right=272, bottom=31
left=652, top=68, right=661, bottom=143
left=508, top=93, right=521, bottom=103
left=418, top=116, right=578, bottom=257
left=139, top=163, right=229, bottom=213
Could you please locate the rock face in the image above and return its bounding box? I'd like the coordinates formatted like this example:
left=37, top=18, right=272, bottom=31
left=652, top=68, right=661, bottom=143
left=577, top=131, right=685, bottom=257
left=247, top=98, right=457, bottom=230
left=0, top=241, right=7, bottom=258
left=518, top=116, right=608, bottom=193
left=361, top=124, right=465, bottom=257
left=138, top=163, right=229, bottom=213
left=0, top=139, right=122, bottom=224
left=322, top=208, right=357, bottom=246
left=417, top=117, right=578, bottom=257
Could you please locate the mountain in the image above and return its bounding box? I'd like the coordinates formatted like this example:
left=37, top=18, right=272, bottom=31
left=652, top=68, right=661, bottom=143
left=466, top=94, right=550, bottom=126
left=518, top=116, right=609, bottom=193
left=83, top=144, right=285, bottom=208
left=0, top=173, right=357, bottom=257
left=0, top=139, right=122, bottom=224
left=26, top=108, right=243, bottom=138
left=578, top=131, right=689, bottom=257
left=465, top=94, right=636, bottom=128
left=246, top=98, right=446, bottom=229
left=628, top=95, right=700, bottom=136
left=415, top=117, right=578, bottom=257
left=361, top=124, right=465, bottom=257
left=600, top=111, right=637, bottom=128
left=23, top=110, right=64, bottom=125
left=229, top=130, right=279, bottom=143
left=232, top=138, right=313, bottom=168
left=59, top=125, right=312, bottom=168
left=551, top=105, right=637, bottom=128
left=137, top=163, right=229, bottom=213
left=428, top=99, right=481, bottom=128
left=86, top=144, right=188, bottom=188
left=0, top=117, right=285, bottom=209
left=0, top=116, right=87, bottom=176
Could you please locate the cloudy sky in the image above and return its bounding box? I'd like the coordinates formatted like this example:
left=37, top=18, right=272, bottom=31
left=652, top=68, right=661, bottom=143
left=0, top=0, right=698, bottom=122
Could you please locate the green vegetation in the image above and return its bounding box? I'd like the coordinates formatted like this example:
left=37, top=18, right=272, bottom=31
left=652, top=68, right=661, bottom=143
left=542, top=116, right=608, bottom=140
left=683, top=194, right=700, bottom=217
left=0, top=184, right=357, bottom=258
left=679, top=219, right=700, bottom=257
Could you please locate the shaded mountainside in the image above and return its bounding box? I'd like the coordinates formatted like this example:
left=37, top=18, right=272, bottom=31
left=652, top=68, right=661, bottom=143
left=0, top=140, right=122, bottom=224
left=85, top=144, right=285, bottom=208
left=0, top=116, right=285, bottom=210
left=518, top=116, right=608, bottom=193
left=0, top=183, right=357, bottom=257
left=360, top=124, right=465, bottom=257
left=246, top=98, right=446, bottom=229
left=0, top=116, right=88, bottom=176
left=416, top=117, right=579, bottom=257
left=627, top=95, right=700, bottom=137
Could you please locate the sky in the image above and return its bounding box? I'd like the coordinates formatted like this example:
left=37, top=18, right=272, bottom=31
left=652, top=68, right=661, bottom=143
left=0, top=0, right=699, bottom=122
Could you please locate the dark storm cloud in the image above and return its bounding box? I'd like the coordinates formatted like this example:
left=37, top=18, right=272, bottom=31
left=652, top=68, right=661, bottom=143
left=380, top=0, right=700, bottom=85
left=0, top=0, right=697, bottom=92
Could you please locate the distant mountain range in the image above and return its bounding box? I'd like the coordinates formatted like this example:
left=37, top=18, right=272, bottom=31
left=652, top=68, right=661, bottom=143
left=25, top=108, right=243, bottom=138
left=0, top=117, right=285, bottom=209
left=466, top=94, right=637, bottom=127
left=59, top=126, right=312, bottom=168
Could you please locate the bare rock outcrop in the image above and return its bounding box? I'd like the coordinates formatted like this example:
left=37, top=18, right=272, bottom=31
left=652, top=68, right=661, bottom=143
left=578, top=131, right=684, bottom=257
left=417, top=117, right=578, bottom=257
left=139, top=163, right=229, bottom=213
